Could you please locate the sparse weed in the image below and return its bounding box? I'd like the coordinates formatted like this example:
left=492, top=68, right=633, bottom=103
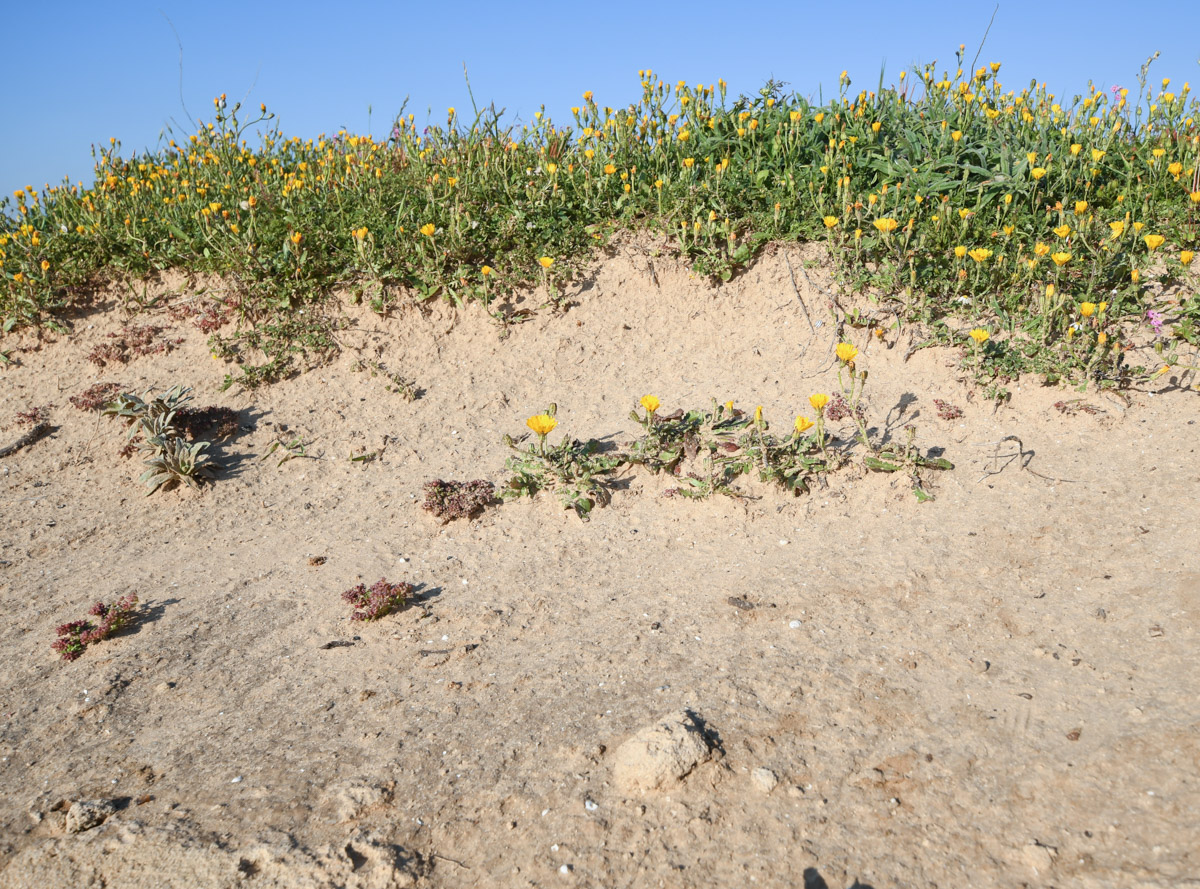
left=69, top=382, right=122, bottom=412
left=341, top=578, right=411, bottom=621
left=422, top=479, right=496, bottom=523
left=102, top=386, right=216, bottom=493
left=502, top=405, right=625, bottom=519
left=52, top=595, right=139, bottom=661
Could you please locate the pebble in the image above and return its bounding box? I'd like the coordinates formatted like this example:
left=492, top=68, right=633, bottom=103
left=789, top=620, right=802, bottom=629
left=584, top=799, right=598, bottom=811
left=559, top=864, right=572, bottom=875
left=231, top=776, right=243, bottom=784
left=751, top=767, right=779, bottom=793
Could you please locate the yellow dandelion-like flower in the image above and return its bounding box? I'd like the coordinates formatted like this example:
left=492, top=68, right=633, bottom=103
left=1034, top=242, right=1050, bottom=257
left=809, top=393, right=829, bottom=411
left=1091, top=148, right=1105, bottom=162
left=481, top=265, right=493, bottom=276
left=1109, top=220, right=1125, bottom=237
left=1144, top=234, right=1165, bottom=251
left=954, top=245, right=967, bottom=258
left=1080, top=302, right=1095, bottom=317
left=1053, top=224, right=1071, bottom=238
left=823, top=216, right=839, bottom=228
left=40, top=259, right=50, bottom=272
left=526, top=414, right=557, bottom=437
left=640, top=395, right=660, bottom=414
left=683, top=157, right=695, bottom=168
left=290, top=231, right=302, bottom=244
left=538, top=256, right=554, bottom=269
left=604, top=163, right=616, bottom=175
left=1030, top=167, right=1047, bottom=180
left=1051, top=252, right=1071, bottom=266
left=1070, top=144, right=1082, bottom=155
left=969, top=328, right=989, bottom=343
left=968, top=248, right=993, bottom=263
left=835, top=342, right=859, bottom=364
left=872, top=217, right=899, bottom=233
left=794, top=416, right=814, bottom=434
left=419, top=223, right=435, bottom=237
left=1074, top=201, right=1088, bottom=215
left=1181, top=250, right=1195, bottom=266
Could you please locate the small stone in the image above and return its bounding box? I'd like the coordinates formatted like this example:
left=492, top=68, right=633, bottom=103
left=65, top=799, right=117, bottom=833
left=584, top=799, right=598, bottom=811
left=612, top=710, right=713, bottom=794
left=789, top=620, right=802, bottom=629
left=1021, top=842, right=1057, bottom=873
left=751, top=767, right=779, bottom=793
left=559, top=864, right=572, bottom=875
left=231, top=776, right=243, bottom=784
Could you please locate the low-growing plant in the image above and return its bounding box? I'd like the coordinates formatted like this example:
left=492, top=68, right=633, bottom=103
left=52, top=595, right=139, bottom=661
left=341, top=578, right=411, bottom=621
left=69, top=382, right=123, bottom=411
left=354, top=359, right=420, bottom=401
left=87, top=324, right=183, bottom=367
left=422, top=479, right=496, bottom=523
left=174, top=404, right=240, bottom=439
left=102, top=385, right=216, bottom=493
left=502, top=405, right=625, bottom=519
left=14, top=404, right=53, bottom=426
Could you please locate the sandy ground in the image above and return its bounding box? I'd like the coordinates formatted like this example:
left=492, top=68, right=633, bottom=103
left=1, top=241, right=1198, bottom=889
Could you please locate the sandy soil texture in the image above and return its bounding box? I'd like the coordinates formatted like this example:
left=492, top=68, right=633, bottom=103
left=1, top=242, right=1197, bottom=888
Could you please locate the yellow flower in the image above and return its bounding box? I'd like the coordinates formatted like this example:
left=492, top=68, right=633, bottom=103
left=1182, top=250, right=1195, bottom=266
left=954, top=245, right=967, bottom=258
left=1098, top=301, right=1108, bottom=313
left=604, top=163, right=616, bottom=175
left=968, top=248, right=992, bottom=263
left=854, top=228, right=862, bottom=240
left=1053, top=224, right=1071, bottom=238
left=754, top=405, right=763, bottom=423
left=1109, top=220, right=1125, bottom=237
left=1027, top=152, right=1038, bottom=164
left=13, top=272, right=23, bottom=283
left=683, top=157, right=695, bottom=168
left=1045, top=284, right=1055, bottom=298
left=640, top=395, right=660, bottom=414
left=969, top=328, right=989, bottom=343
left=951, top=129, right=962, bottom=142
left=1034, top=242, right=1050, bottom=257
left=872, top=121, right=881, bottom=133
left=794, top=416, right=814, bottom=434
left=40, top=259, right=50, bottom=272
left=1168, top=162, right=1183, bottom=177
left=814, top=112, right=825, bottom=123
left=1031, top=167, right=1047, bottom=180
left=538, top=256, right=554, bottom=269
left=1191, top=191, right=1200, bottom=204
left=809, top=393, right=829, bottom=411
left=1051, top=252, right=1071, bottom=266
left=290, top=231, right=302, bottom=244
left=419, top=223, right=435, bottom=237
left=1144, top=234, right=1165, bottom=251
left=1074, top=201, right=1088, bottom=215
left=872, top=217, right=899, bottom=233
left=481, top=265, right=493, bottom=276
left=1131, top=268, right=1140, bottom=283
left=1151, top=148, right=1166, bottom=159
left=1133, top=221, right=1144, bottom=233
left=836, top=342, right=859, bottom=364
left=526, top=414, right=557, bottom=437
left=1080, top=302, right=1095, bottom=317
left=823, top=216, right=839, bottom=228
left=1091, top=149, right=1105, bottom=162
left=1070, top=144, right=1082, bottom=155
left=957, top=208, right=971, bottom=220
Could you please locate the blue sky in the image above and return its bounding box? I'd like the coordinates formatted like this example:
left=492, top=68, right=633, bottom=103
left=4, top=0, right=1198, bottom=201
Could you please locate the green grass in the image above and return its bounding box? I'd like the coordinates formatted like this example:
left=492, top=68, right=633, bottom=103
left=3, top=50, right=1198, bottom=388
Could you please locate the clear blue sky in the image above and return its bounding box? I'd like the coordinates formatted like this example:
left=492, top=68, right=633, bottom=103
left=4, top=0, right=1198, bottom=201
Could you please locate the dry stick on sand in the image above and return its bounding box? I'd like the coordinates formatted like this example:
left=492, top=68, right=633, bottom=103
left=976, top=434, right=1075, bottom=485
left=0, top=423, right=50, bottom=458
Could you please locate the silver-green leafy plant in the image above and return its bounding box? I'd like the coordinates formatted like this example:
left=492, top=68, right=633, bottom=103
left=103, top=385, right=216, bottom=494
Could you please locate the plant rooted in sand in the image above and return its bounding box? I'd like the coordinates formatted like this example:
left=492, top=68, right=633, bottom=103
left=102, top=386, right=217, bottom=493
left=422, top=479, right=496, bottom=523
left=341, top=578, right=412, bottom=621
left=52, top=595, right=139, bottom=661
left=503, top=404, right=625, bottom=520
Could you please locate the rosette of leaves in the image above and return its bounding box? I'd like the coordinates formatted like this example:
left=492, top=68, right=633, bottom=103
left=137, top=434, right=216, bottom=493
left=862, top=426, right=953, bottom=501
left=51, top=595, right=139, bottom=661
left=626, top=399, right=750, bottom=476
left=422, top=479, right=496, bottom=523
left=102, top=385, right=217, bottom=493
left=737, top=428, right=834, bottom=496
left=502, top=410, right=625, bottom=520
left=341, top=578, right=412, bottom=621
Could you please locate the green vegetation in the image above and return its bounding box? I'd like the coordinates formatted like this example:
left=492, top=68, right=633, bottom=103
left=3, top=50, right=1197, bottom=388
